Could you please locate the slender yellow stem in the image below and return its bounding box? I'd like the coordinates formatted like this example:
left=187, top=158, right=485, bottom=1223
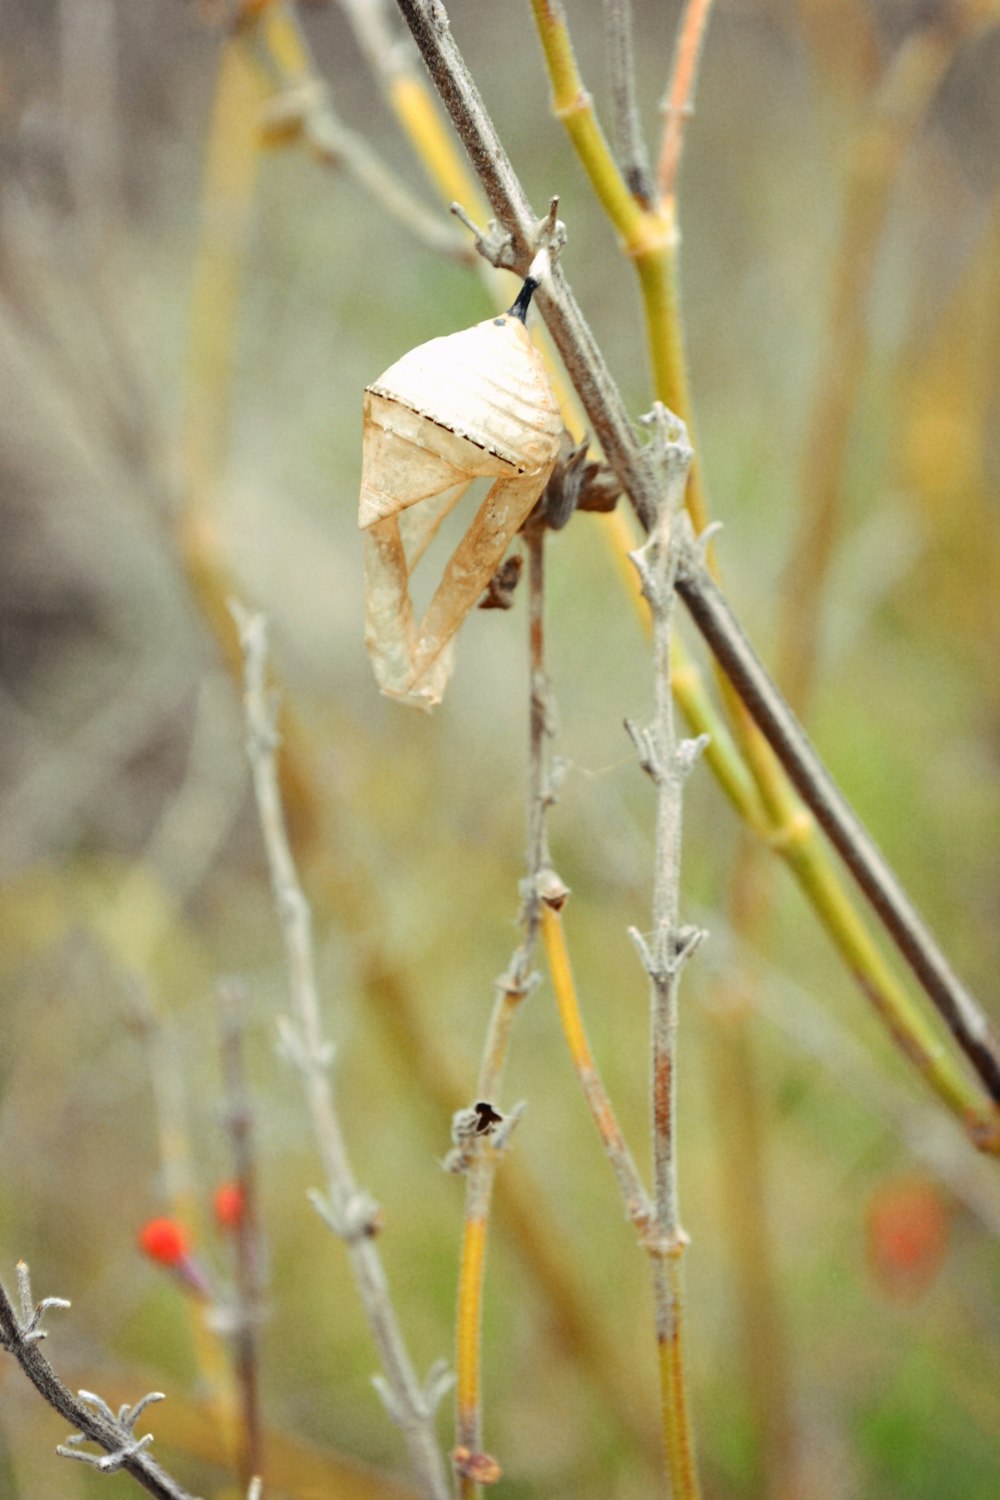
left=388, top=73, right=486, bottom=209
left=611, top=473, right=997, bottom=1140
left=181, top=37, right=265, bottom=505
left=454, top=1213, right=487, bottom=1464
left=530, top=0, right=1000, bottom=1144
left=783, top=825, right=991, bottom=1129
left=531, top=0, right=649, bottom=243
left=542, top=904, right=703, bottom=1496
left=541, top=905, right=653, bottom=1228
left=654, top=1257, right=701, bottom=1500
left=529, top=0, right=710, bottom=529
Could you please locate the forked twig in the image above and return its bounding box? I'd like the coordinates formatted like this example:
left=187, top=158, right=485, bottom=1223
left=253, top=6, right=472, bottom=262
left=0, top=1264, right=198, bottom=1500
left=230, top=603, right=451, bottom=1500
left=449, top=526, right=553, bottom=1495
left=393, top=0, right=1000, bottom=1128
left=626, top=412, right=704, bottom=1496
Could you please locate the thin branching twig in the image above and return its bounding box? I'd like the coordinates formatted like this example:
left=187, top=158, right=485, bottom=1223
left=394, top=0, right=665, bottom=529
left=626, top=413, right=705, bottom=1497
left=231, top=603, right=451, bottom=1500
left=0, top=1264, right=199, bottom=1500
left=392, top=0, right=1000, bottom=1136
left=128, top=982, right=238, bottom=1415
left=252, top=6, right=472, bottom=262
left=217, top=976, right=266, bottom=1487
left=604, top=0, right=654, bottom=203
left=656, top=0, right=716, bottom=202
left=450, top=526, right=555, bottom=1496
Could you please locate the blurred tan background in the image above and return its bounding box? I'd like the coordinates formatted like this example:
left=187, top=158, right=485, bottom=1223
left=0, top=2, right=998, bottom=1497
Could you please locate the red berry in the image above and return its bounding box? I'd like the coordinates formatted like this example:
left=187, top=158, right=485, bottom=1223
left=212, top=1181, right=246, bottom=1230
left=865, top=1175, right=949, bottom=1299
left=138, top=1217, right=191, bottom=1267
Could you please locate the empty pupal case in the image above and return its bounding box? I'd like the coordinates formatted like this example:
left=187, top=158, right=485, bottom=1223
left=359, top=274, right=562, bottom=709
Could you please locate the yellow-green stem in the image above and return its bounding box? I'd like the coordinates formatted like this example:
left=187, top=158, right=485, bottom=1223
left=655, top=1253, right=702, bottom=1500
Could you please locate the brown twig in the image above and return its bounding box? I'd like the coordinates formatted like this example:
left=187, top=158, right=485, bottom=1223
left=127, top=982, right=239, bottom=1421
left=656, top=0, right=716, bottom=203
left=675, top=530, right=1000, bottom=1117
left=391, top=0, right=1000, bottom=1129
left=217, top=976, right=266, bottom=1487
left=451, top=526, right=553, bottom=1496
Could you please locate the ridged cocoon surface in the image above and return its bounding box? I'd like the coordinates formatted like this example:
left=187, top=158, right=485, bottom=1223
left=358, top=306, right=563, bottom=708
left=365, top=312, right=562, bottom=472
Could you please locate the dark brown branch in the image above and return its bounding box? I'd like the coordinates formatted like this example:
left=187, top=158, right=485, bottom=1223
left=393, top=0, right=1000, bottom=1116
left=217, top=977, right=265, bottom=1487
left=675, top=531, right=1000, bottom=1107
left=394, top=0, right=661, bottom=532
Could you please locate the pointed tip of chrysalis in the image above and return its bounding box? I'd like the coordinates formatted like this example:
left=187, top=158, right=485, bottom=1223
left=507, top=247, right=552, bottom=323
left=507, top=275, right=539, bottom=324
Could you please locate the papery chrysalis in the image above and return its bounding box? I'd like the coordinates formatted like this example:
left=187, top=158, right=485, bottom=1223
left=359, top=265, right=561, bottom=709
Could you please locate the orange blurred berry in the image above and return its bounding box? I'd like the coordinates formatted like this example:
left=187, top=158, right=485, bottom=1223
left=138, top=1217, right=191, bottom=1267
left=212, top=1181, right=246, bottom=1230
left=865, top=1175, right=949, bottom=1300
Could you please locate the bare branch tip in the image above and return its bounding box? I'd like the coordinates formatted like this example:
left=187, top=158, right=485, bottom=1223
left=371, top=1373, right=407, bottom=1428
left=422, top=1358, right=455, bottom=1414
left=677, top=733, right=710, bottom=777
left=449, top=202, right=515, bottom=269
left=624, top=717, right=663, bottom=781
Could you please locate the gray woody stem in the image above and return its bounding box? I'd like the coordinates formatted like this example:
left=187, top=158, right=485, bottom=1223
left=393, top=0, right=1000, bottom=1111
left=604, top=0, right=655, bottom=204
left=0, top=1265, right=199, bottom=1500
left=626, top=417, right=704, bottom=1498
left=231, top=604, right=450, bottom=1500
left=393, top=0, right=663, bottom=531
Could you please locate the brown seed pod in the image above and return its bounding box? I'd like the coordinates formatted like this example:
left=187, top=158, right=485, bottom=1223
left=359, top=277, right=562, bottom=709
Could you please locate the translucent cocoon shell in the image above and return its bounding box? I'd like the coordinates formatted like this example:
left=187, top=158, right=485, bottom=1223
left=359, top=309, right=562, bottom=709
